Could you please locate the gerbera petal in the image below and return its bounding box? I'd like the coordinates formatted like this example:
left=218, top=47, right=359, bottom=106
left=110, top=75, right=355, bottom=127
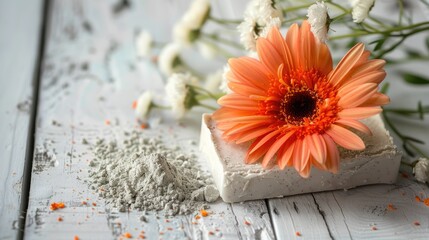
left=338, top=83, right=378, bottom=108
left=339, top=71, right=386, bottom=90
left=266, top=27, right=294, bottom=71
left=360, top=92, right=390, bottom=107
left=293, top=138, right=311, bottom=172
left=298, top=163, right=311, bottom=178
left=218, top=94, right=260, bottom=111
left=338, top=107, right=382, bottom=119
left=228, top=81, right=267, bottom=97
left=228, top=57, right=270, bottom=90
left=323, top=134, right=339, bottom=173
left=326, top=124, right=365, bottom=150
left=300, top=21, right=317, bottom=70
left=335, top=119, right=372, bottom=135
left=257, top=37, right=284, bottom=74
left=246, top=134, right=278, bottom=164
left=236, top=127, right=275, bottom=144
left=262, top=131, right=295, bottom=167
left=307, top=134, right=327, bottom=164
left=285, top=23, right=300, bottom=69
left=328, top=43, right=365, bottom=87
left=278, top=141, right=295, bottom=169
left=249, top=129, right=282, bottom=154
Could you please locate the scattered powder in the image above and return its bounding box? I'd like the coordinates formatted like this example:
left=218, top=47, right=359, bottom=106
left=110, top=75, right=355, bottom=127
left=34, top=146, right=57, bottom=173
left=88, top=131, right=219, bottom=216
left=50, top=202, right=65, bottom=211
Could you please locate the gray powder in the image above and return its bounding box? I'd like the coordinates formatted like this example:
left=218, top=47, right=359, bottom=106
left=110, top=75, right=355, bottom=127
left=88, top=131, right=219, bottom=216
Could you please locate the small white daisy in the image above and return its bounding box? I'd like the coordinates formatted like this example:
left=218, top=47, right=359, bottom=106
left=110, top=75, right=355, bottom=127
left=158, top=43, right=182, bottom=76
left=414, top=158, right=429, bottom=183
left=135, top=91, right=153, bottom=120
left=220, top=64, right=232, bottom=94
left=350, top=0, right=375, bottom=23
left=135, top=30, right=153, bottom=57
left=165, top=72, right=199, bottom=119
left=307, top=1, right=330, bottom=42
left=260, top=17, right=282, bottom=38
left=238, top=0, right=283, bottom=51
left=173, top=0, right=210, bottom=46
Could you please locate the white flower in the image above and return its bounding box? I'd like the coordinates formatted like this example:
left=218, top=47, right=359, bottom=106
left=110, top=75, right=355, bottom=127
left=165, top=72, right=199, bottom=119
left=204, top=69, right=223, bottom=93
left=350, top=0, right=375, bottom=23
left=307, top=1, right=330, bottom=42
left=238, top=0, right=283, bottom=51
left=260, top=17, right=282, bottom=38
left=135, top=91, right=153, bottom=120
left=182, top=0, right=211, bottom=29
left=220, top=64, right=232, bottom=94
left=414, top=158, right=429, bottom=183
left=198, top=41, right=217, bottom=59
left=158, top=43, right=182, bottom=76
left=173, top=0, right=210, bottom=46
left=135, top=30, right=153, bottom=57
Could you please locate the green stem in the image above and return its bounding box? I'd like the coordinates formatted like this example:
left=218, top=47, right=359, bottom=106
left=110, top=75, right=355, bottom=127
left=382, top=110, right=429, bottom=159
left=282, top=3, right=313, bottom=14
left=384, top=107, right=429, bottom=115
left=200, top=38, right=235, bottom=59
left=152, top=103, right=170, bottom=110
left=198, top=103, right=217, bottom=111
left=325, top=1, right=350, bottom=13
left=200, top=32, right=244, bottom=50
left=208, top=15, right=242, bottom=25
left=191, top=85, right=221, bottom=100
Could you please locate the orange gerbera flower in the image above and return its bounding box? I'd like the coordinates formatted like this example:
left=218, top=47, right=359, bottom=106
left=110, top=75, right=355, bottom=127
left=212, top=21, right=389, bottom=178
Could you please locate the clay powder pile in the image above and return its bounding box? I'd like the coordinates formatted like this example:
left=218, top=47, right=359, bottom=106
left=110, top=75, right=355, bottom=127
left=88, top=131, right=219, bottom=215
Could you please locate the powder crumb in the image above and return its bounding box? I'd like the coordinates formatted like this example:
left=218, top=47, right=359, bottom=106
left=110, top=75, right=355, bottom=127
left=387, top=204, right=397, bottom=211
left=92, top=202, right=97, bottom=207
left=57, top=216, right=63, bottom=222
left=50, top=202, right=65, bottom=211
left=244, top=220, right=251, bottom=225
left=105, top=120, right=111, bottom=125
left=74, top=236, right=80, bottom=240
left=167, top=227, right=173, bottom=231
left=88, top=132, right=216, bottom=216
left=140, top=123, right=148, bottom=129
left=209, top=231, right=215, bottom=235
left=414, top=221, right=421, bottom=226
left=195, top=215, right=201, bottom=220
left=200, top=210, right=209, bottom=217
left=424, top=198, right=429, bottom=207
left=123, top=232, right=132, bottom=238
left=372, top=226, right=378, bottom=231
left=295, top=231, right=301, bottom=237
left=415, top=196, right=422, bottom=202
left=132, top=101, right=137, bottom=109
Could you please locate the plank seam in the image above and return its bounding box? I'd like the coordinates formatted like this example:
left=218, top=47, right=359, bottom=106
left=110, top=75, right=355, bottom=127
left=264, top=199, right=278, bottom=240
left=16, top=0, right=51, bottom=239
left=331, top=193, right=354, bottom=240
left=311, top=194, right=335, bottom=240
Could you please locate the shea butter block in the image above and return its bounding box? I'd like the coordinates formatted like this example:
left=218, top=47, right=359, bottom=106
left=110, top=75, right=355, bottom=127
left=199, top=114, right=402, bottom=203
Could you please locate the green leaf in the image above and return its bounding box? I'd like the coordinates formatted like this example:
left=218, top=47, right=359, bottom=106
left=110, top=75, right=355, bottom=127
left=403, top=142, right=416, bottom=157
left=426, top=36, right=429, bottom=50
left=380, top=82, right=390, bottom=94
left=405, top=49, right=422, bottom=58
left=403, top=136, right=425, bottom=144
left=418, top=101, right=424, bottom=120
left=370, top=38, right=386, bottom=51
left=401, top=72, right=429, bottom=85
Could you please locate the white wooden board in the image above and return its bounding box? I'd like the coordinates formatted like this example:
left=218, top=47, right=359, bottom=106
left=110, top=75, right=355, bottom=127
left=23, top=0, right=274, bottom=239
left=0, top=0, right=43, bottom=239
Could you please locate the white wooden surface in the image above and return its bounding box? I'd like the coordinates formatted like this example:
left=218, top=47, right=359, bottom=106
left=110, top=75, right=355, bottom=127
left=0, top=0, right=427, bottom=239
left=0, top=0, right=43, bottom=239
left=23, top=0, right=274, bottom=239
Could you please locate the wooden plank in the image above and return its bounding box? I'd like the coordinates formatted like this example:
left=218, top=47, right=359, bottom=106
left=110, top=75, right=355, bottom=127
left=313, top=176, right=429, bottom=239
left=0, top=0, right=44, bottom=239
left=23, top=0, right=274, bottom=239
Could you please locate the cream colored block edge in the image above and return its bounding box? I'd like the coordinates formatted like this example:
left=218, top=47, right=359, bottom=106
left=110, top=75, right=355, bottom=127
left=199, top=114, right=402, bottom=203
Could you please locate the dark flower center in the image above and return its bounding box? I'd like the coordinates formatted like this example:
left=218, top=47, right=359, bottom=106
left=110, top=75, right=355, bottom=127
left=281, top=89, right=318, bottom=125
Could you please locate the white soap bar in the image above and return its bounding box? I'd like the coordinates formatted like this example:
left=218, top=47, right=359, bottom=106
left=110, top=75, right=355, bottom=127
left=199, top=114, right=401, bottom=203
